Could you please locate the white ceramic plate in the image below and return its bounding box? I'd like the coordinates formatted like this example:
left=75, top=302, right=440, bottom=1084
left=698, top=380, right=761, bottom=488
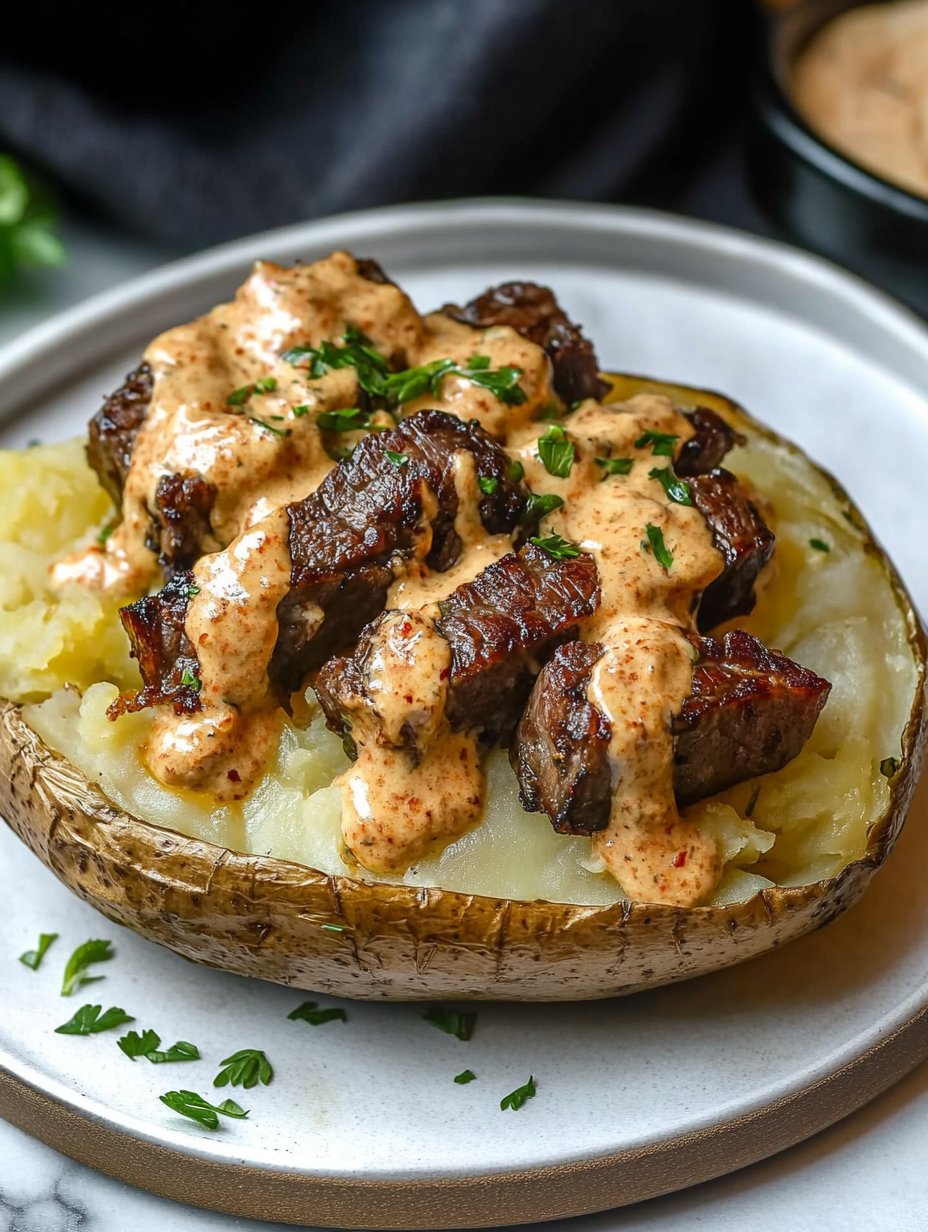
left=0, top=202, right=926, bottom=1229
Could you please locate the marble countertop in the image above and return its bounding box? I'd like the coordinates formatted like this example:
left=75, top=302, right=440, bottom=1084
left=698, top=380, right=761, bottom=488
left=1, top=217, right=927, bottom=1232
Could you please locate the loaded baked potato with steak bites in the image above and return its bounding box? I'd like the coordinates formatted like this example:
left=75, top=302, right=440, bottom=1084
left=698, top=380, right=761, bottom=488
left=0, top=253, right=923, bottom=999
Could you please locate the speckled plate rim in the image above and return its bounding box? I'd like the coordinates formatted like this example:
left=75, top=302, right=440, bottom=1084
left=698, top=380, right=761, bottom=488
left=1, top=198, right=928, bottom=1227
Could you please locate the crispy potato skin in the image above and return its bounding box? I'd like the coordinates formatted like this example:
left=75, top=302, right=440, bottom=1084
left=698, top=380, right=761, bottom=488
left=1, top=379, right=925, bottom=1001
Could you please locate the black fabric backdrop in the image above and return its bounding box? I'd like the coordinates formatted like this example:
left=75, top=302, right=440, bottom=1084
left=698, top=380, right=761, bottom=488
left=0, top=1, right=762, bottom=249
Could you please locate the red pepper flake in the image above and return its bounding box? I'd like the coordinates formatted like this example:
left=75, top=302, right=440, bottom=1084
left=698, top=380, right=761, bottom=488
left=227, top=768, right=241, bottom=783
left=439, top=666, right=450, bottom=680
left=672, top=850, right=687, bottom=869
left=404, top=693, right=414, bottom=704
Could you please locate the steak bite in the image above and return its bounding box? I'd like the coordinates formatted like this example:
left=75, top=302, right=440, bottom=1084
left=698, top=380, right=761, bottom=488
left=115, top=410, right=527, bottom=715
left=315, top=543, right=601, bottom=755
left=509, top=639, right=611, bottom=835
left=274, top=410, right=526, bottom=689
left=149, top=472, right=219, bottom=580
left=677, top=407, right=745, bottom=476
left=86, top=361, right=153, bottom=506
left=674, top=630, right=831, bottom=804
left=443, top=281, right=608, bottom=405
left=511, top=629, right=830, bottom=836
left=112, top=571, right=201, bottom=717
left=690, top=469, right=776, bottom=631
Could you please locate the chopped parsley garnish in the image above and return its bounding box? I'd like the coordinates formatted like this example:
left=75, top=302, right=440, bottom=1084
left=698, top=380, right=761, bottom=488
left=809, top=538, right=831, bottom=553
left=118, top=1029, right=200, bottom=1064
left=180, top=668, right=202, bottom=692
left=96, top=523, right=115, bottom=547
left=287, top=1001, right=348, bottom=1026
left=385, top=450, right=409, bottom=467
left=521, top=491, right=564, bottom=524
left=454, top=1070, right=476, bottom=1085
left=507, top=460, right=525, bottom=484
left=478, top=475, right=499, bottom=496
left=291, top=404, right=311, bottom=418
left=880, top=757, right=899, bottom=778
left=317, top=407, right=369, bottom=432
left=635, top=430, right=678, bottom=457
left=146, top=1041, right=201, bottom=1065
left=529, top=534, right=582, bottom=561
left=283, top=328, right=390, bottom=396
left=648, top=466, right=693, bottom=506
left=227, top=375, right=278, bottom=407
left=213, top=1049, right=273, bottom=1089
left=247, top=415, right=288, bottom=438
left=537, top=402, right=562, bottom=421
left=186, top=583, right=201, bottom=598
left=284, top=331, right=525, bottom=408
left=745, top=786, right=760, bottom=818
left=61, top=938, right=114, bottom=997
left=422, top=1007, right=477, bottom=1041
left=160, top=1090, right=248, bottom=1131
left=500, top=1075, right=536, bottom=1111
left=117, top=1028, right=162, bottom=1060
left=536, top=423, right=575, bottom=478
left=19, top=932, right=57, bottom=971
left=596, top=456, right=633, bottom=476
left=644, top=524, right=674, bottom=571
left=55, top=1004, right=134, bottom=1036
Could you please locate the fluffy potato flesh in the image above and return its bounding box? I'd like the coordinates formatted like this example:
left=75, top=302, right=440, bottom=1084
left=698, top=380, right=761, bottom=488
left=6, top=402, right=919, bottom=911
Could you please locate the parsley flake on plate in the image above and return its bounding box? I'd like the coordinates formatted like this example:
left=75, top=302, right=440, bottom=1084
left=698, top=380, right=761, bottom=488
left=55, top=1004, right=134, bottom=1035
left=60, top=938, right=114, bottom=996
left=500, top=1076, right=537, bottom=1111
left=19, top=931, right=57, bottom=971
left=213, top=1048, right=273, bottom=1089
left=287, top=1001, right=348, bottom=1026
left=160, top=1089, right=248, bottom=1131
left=422, top=1007, right=476, bottom=1041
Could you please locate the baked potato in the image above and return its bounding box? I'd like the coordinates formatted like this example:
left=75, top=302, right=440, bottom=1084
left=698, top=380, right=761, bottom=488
left=0, top=260, right=924, bottom=1000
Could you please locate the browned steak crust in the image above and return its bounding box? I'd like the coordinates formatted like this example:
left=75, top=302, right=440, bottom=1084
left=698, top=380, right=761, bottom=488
left=148, top=473, right=219, bottom=580
left=86, top=362, right=153, bottom=506
left=690, top=469, right=776, bottom=631
left=443, top=281, right=608, bottom=405
left=111, top=571, right=201, bottom=717
left=316, top=543, right=601, bottom=755
left=677, top=407, right=745, bottom=476
left=116, top=411, right=527, bottom=712
left=511, top=630, right=831, bottom=835
left=674, top=629, right=831, bottom=804
left=275, top=410, right=527, bottom=689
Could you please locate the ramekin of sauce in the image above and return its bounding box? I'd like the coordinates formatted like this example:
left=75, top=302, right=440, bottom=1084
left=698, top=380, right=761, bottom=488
left=750, top=0, right=928, bottom=317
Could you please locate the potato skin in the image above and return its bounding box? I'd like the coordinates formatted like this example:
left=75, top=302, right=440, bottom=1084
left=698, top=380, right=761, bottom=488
left=0, top=380, right=925, bottom=1001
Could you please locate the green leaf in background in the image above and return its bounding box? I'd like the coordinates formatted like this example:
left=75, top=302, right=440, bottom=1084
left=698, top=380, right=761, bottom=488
left=0, top=155, right=66, bottom=284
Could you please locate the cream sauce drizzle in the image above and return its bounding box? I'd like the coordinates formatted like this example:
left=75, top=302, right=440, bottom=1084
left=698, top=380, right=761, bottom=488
left=509, top=395, right=725, bottom=904
left=57, top=253, right=740, bottom=903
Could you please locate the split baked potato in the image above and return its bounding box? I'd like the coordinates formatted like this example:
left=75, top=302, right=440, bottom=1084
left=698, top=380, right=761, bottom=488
left=0, top=360, right=923, bottom=1000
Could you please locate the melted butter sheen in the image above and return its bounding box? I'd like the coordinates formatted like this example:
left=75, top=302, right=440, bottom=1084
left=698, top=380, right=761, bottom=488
left=56, top=252, right=734, bottom=904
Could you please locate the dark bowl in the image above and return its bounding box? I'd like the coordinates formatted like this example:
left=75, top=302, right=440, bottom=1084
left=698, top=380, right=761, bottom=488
left=749, top=0, right=928, bottom=318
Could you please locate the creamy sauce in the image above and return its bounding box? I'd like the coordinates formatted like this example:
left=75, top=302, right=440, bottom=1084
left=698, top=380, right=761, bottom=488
left=56, top=253, right=740, bottom=904
left=508, top=395, right=724, bottom=905
left=336, top=611, right=484, bottom=873
left=793, top=0, right=928, bottom=200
